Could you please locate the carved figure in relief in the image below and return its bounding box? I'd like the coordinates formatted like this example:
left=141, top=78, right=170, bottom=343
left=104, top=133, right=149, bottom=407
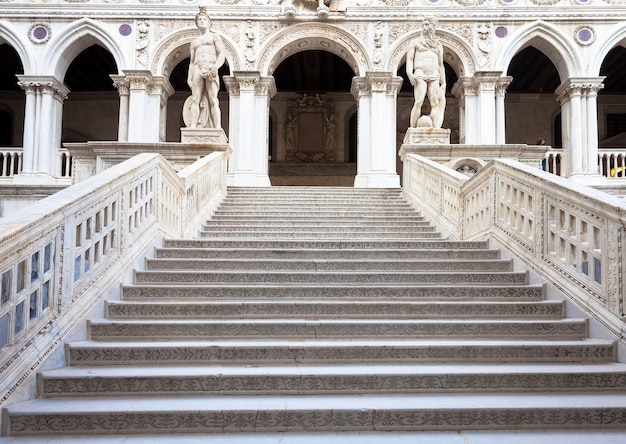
left=184, top=7, right=226, bottom=129
left=281, top=0, right=345, bottom=19
left=406, top=18, right=446, bottom=129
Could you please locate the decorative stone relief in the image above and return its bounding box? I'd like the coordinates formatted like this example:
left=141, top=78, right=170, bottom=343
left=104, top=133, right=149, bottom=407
left=285, top=94, right=336, bottom=162
left=244, top=20, right=258, bottom=68
left=372, top=20, right=386, bottom=66
left=476, top=23, right=491, bottom=68
left=574, top=25, right=595, bottom=46
left=260, top=25, right=365, bottom=76
left=136, top=20, right=151, bottom=68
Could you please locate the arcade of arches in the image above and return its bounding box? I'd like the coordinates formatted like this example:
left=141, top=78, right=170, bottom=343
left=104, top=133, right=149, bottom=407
left=1, top=5, right=626, bottom=190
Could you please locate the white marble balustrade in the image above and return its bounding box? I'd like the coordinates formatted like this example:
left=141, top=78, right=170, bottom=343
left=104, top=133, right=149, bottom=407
left=403, top=153, right=626, bottom=344
left=0, top=150, right=228, bottom=408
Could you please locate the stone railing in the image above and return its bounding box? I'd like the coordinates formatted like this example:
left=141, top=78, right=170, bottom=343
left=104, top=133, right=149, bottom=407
left=402, top=152, right=626, bottom=343
left=543, top=148, right=626, bottom=180
left=0, top=150, right=228, bottom=409
left=599, top=149, right=626, bottom=179
left=0, top=148, right=73, bottom=179
left=0, top=149, right=22, bottom=177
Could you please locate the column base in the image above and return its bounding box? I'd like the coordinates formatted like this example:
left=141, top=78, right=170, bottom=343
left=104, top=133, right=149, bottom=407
left=181, top=128, right=228, bottom=144
left=12, top=173, right=61, bottom=185
left=403, top=127, right=451, bottom=145
left=354, top=173, right=400, bottom=188
left=228, top=172, right=272, bottom=187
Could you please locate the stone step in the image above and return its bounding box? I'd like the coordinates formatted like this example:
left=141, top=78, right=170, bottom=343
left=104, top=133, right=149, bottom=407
left=164, top=239, right=489, bottom=250
left=200, top=223, right=435, bottom=232
left=65, top=339, right=616, bottom=366
left=105, top=299, right=563, bottom=319
left=209, top=215, right=427, bottom=222
left=86, top=318, right=588, bottom=341
left=37, top=363, right=626, bottom=398
left=154, top=247, right=501, bottom=260
left=120, top=283, right=546, bottom=301
left=144, top=258, right=513, bottom=272
left=8, top=393, right=626, bottom=436
left=214, top=212, right=424, bottom=221
left=196, top=230, right=443, bottom=240
left=202, top=220, right=430, bottom=227
left=133, top=269, right=527, bottom=285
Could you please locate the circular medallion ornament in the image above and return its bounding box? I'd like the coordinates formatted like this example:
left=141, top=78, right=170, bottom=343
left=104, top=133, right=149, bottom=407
left=574, top=25, right=595, bottom=46
left=119, top=24, right=132, bottom=36
left=28, top=23, right=51, bottom=44
left=495, top=26, right=508, bottom=38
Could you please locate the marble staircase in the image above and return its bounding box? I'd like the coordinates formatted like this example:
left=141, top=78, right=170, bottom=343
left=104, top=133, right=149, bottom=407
left=3, top=186, right=626, bottom=439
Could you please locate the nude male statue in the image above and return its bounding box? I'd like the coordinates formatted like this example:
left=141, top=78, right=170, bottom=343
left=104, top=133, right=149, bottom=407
left=185, top=8, right=226, bottom=129
left=406, top=18, right=446, bottom=129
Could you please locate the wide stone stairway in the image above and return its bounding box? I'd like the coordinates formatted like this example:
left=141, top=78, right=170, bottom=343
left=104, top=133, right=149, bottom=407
left=3, top=187, right=626, bottom=440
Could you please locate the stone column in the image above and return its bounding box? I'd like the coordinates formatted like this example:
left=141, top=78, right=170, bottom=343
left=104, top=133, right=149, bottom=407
left=124, top=70, right=172, bottom=143
left=495, top=76, right=512, bottom=144
left=223, top=71, right=275, bottom=187
left=15, top=75, right=69, bottom=184
left=556, top=78, right=604, bottom=180
left=351, top=72, right=402, bottom=188
left=111, top=75, right=130, bottom=142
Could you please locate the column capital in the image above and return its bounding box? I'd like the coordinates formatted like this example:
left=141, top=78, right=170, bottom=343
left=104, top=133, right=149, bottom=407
left=16, top=75, right=69, bottom=101
left=351, top=72, right=402, bottom=99
left=454, top=72, right=509, bottom=99
left=556, top=77, right=605, bottom=102
left=121, top=70, right=172, bottom=98
left=223, top=71, right=275, bottom=98
left=110, top=75, right=130, bottom=96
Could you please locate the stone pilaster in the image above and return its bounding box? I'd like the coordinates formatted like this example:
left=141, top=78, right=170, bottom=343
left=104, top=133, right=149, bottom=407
left=16, top=75, right=70, bottom=184
left=123, top=70, right=172, bottom=143
left=556, top=77, right=605, bottom=180
left=223, top=71, right=275, bottom=187
left=351, top=72, right=402, bottom=188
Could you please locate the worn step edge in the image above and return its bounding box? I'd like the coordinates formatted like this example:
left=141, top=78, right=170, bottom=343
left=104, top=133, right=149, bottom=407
left=105, top=300, right=562, bottom=319
left=7, top=393, right=626, bottom=436
left=86, top=319, right=588, bottom=341
left=38, top=362, right=626, bottom=397
left=120, top=284, right=546, bottom=301
left=144, top=258, right=513, bottom=272
left=65, top=339, right=616, bottom=366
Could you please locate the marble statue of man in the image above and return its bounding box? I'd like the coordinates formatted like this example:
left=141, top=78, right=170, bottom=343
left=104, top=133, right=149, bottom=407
left=406, top=18, right=446, bottom=129
left=185, top=7, right=226, bottom=129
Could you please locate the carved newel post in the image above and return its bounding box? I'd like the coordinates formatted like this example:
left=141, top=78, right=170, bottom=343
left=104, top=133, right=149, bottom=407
left=181, top=7, right=228, bottom=144
left=403, top=17, right=451, bottom=145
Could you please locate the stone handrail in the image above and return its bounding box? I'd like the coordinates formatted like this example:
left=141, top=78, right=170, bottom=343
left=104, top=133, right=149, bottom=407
left=0, top=151, right=228, bottom=409
left=0, top=149, right=22, bottom=177
left=403, top=153, right=626, bottom=342
left=599, top=148, right=626, bottom=178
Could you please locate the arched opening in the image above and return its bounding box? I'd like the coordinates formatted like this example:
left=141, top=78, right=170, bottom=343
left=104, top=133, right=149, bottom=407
left=165, top=58, right=230, bottom=142
left=505, top=46, right=561, bottom=145
left=0, top=43, right=25, bottom=149
left=598, top=45, right=626, bottom=177
left=61, top=44, right=119, bottom=143
left=269, top=50, right=356, bottom=186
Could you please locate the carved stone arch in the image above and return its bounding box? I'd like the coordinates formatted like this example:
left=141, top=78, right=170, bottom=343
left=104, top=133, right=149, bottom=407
left=257, top=23, right=369, bottom=77
left=0, top=20, right=35, bottom=74
left=387, top=29, right=476, bottom=79
left=42, top=18, right=127, bottom=80
left=152, top=28, right=240, bottom=78
left=494, top=20, right=580, bottom=82
left=588, top=22, right=626, bottom=78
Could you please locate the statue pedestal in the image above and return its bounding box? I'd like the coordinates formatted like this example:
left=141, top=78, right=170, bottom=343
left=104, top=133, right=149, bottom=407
left=181, top=128, right=228, bottom=144
left=403, top=127, right=451, bottom=145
